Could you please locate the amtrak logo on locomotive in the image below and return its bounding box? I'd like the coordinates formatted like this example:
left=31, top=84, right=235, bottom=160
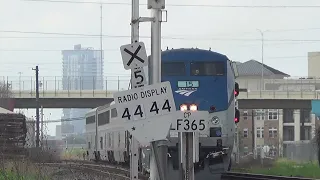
left=175, top=89, right=197, bottom=97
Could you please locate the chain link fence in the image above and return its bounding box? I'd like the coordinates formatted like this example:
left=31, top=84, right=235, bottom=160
left=283, top=141, right=318, bottom=162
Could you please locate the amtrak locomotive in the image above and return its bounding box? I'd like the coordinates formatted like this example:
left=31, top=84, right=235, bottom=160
left=84, top=48, right=240, bottom=179
left=155, top=48, right=239, bottom=179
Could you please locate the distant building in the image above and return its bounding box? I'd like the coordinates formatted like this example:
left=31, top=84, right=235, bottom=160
left=61, top=44, right=104, bottom=135
left=55, top=125, right=62, bottom=140
left=308, top=52, right=320, bottom=78
left=236, top=60, right=318, bottom=160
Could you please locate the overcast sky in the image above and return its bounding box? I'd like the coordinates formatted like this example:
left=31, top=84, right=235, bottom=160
left=1, top=0, right=320, bottom=136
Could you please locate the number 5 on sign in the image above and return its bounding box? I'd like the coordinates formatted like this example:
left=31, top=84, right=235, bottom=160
left=131, top=67, right=147, bottom=88
left=171, top=111, right=209, bottom=132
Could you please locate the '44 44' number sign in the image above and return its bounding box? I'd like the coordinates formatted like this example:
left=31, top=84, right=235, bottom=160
left=113, top=81, right=176, bottom=121
left=122, top=99, right=171, bottom=120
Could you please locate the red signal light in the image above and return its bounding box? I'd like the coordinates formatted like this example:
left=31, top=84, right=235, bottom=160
left=235, top=108, right=240, bottom=124
left=235, top=82, right=239, bottom=97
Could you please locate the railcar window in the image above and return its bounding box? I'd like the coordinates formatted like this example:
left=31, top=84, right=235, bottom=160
left=86, top=115, right=95, bottom=124
left=190, top=62, right=225, bottom=76
left=162, top=62, right=185, bottom=76
left=111, top=108, right=117, bottom=118
left=98, top=111, right=110, bottom=126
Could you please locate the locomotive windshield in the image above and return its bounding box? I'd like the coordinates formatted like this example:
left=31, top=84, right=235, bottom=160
left=190, top=62, right=225, bottom=76
left=162, top=62, right=185, bottom=76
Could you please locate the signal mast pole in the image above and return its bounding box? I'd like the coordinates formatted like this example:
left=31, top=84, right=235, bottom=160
left=130, top=0, right=140, bottom=179
left=129, top=1, right=167, bottom=179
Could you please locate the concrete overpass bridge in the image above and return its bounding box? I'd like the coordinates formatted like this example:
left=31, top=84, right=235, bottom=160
left=9, top=89, right=319, bottom=109
left=2, top=75, right=320, bottom=109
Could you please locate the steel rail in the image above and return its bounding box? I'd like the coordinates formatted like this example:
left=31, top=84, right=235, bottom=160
left=39, top=160, right=149, bottom=180
left=221, top=172, right=315, bottom=180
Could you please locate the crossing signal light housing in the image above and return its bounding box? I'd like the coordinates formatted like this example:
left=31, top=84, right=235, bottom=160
left=234, top=82, right=239, bottom=97
left=235, top=108, right=240, bottom=124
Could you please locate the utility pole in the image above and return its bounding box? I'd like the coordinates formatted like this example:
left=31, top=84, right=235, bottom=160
left=41, top=105, right=44, bottom=147
left=130, top=0, right=140, bottom=179
left=32, top=66, right=40, bottom=148
left=257, top=29, right=268, bottom=90
left=100, top=3, right=104, bottom=89
left=18, top=72, right=22, bottom=91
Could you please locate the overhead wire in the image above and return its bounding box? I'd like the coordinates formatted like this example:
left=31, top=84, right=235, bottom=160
left=2, top=52, right=320, bottom=66
left=2, top=30, right=320, bottom=42
left=19, top=0, right=320, bottom=8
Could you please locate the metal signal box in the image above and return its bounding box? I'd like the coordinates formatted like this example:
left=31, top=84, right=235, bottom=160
left=147, top=0, right=165, bottom=9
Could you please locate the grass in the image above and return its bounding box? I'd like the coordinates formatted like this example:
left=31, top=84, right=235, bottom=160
left=233, top=158, right=320, bottom=178
left=0, top=159, right=50, bottom=180
left=0, top=171, right=39, bottom=180
left=63, top=148, right=86, bottom=160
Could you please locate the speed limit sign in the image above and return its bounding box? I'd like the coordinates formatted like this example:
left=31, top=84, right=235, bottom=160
left=171, top=111, right=209, bottom=132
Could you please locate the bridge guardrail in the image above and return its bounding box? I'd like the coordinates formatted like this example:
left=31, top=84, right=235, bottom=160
left=10, top=89, right=320, bottom=99
left=3, top=76, right=320, bottom=93
left=11, top=90, right=117, bottom=98
left=239, top=91, right=320, bottom=100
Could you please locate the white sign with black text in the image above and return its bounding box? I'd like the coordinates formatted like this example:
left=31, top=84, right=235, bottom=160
left=113, top=81, right=176, bottom=122
left=120, top=42, right=148, bottom=70
left=131, top=67, right=147, bottom=88
left=170, top=111, right=209, bottom=132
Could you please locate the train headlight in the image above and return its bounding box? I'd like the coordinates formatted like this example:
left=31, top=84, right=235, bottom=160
left=190, top=104, right=197, bottom=111
left=211, top=116, right=220, bottom=125
left=180, top=104, right=188, bottom=111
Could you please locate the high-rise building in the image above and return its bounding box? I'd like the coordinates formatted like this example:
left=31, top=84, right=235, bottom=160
left=61, top=44, right=104, bottom=135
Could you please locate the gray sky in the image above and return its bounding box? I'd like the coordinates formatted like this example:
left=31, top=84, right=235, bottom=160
left=1, top=0, right=320, bottom=135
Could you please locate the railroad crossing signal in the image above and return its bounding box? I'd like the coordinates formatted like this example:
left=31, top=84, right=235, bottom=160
left=120, top=42, right=148, bottom=70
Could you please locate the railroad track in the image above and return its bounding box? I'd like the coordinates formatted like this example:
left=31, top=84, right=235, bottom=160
left=39, top=160, right=149, bottom=180
left=221, top=172, right=315, bottom=180
left=40, top=160, right=316, bottom=180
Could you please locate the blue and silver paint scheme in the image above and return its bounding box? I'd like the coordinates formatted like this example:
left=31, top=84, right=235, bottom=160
left=147, top=48, right=236, bottom=179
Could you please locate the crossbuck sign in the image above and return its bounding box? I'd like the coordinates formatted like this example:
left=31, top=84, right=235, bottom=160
left=120, top=42, right=148, bottom=70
